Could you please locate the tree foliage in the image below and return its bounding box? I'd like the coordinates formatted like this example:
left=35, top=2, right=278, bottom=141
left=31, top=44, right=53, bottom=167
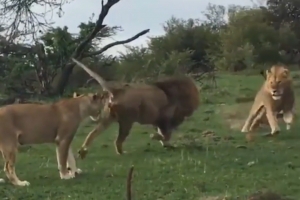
left=0, top=0, right=149, bottom=97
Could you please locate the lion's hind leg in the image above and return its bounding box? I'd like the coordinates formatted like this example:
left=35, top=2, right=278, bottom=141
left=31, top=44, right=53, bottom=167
left=1, top=145, right=29, bottom=186
left=158, top=127, right=173, bottom=147
left=114, top=122, right=133, bottom=155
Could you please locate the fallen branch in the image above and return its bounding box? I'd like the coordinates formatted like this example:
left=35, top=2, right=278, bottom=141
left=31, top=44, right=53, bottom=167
left=84, top=29, right=150, bottom=57
left=126, top=165, right=134, bottom=200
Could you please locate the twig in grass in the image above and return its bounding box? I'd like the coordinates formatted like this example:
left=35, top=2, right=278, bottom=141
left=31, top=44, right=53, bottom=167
left=127, top=165, right=134, bottom=200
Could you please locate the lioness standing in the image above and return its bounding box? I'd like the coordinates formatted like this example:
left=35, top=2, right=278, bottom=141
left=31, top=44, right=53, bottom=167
left=241, top=65, right=295, bottom=136
left=0, top=93, right=103, bottom=186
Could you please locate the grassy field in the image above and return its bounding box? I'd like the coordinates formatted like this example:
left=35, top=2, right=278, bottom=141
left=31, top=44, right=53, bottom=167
left=1, top=72, right=300, bottom=200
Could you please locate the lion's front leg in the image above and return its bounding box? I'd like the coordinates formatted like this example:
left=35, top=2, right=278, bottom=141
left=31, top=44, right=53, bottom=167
left=78, top=117, right=113, bottom=159
left=66, top=147, right=82, bottom=176
left=248, top=107, right=267, bottom=132
left=242, top=102, right=265, bottom=133
left=56, top=140, right=75, bottom=180
left=241, top=113, right=257, bottom=133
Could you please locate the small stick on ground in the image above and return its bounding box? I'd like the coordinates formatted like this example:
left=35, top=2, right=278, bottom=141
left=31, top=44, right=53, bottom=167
left=127, top=165, right=134, bottom=200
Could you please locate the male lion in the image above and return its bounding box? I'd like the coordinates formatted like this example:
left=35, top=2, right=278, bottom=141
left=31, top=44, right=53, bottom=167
left=71, top=58, right=199, bottom=158
left=0, top=93, right=104, bottom=186
left=241, top=65, right=295, bottom=135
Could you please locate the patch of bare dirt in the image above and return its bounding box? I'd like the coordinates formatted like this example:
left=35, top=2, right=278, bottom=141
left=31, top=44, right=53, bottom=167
left=220, top=102, right=252, bottom=131
left=246, top=190, right=294, bottom=200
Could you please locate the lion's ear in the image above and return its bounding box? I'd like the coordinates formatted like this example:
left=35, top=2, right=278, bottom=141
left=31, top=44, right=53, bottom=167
left=283, top=68, right=289, bottom=77
left=265, top=69, right=271, bottom=77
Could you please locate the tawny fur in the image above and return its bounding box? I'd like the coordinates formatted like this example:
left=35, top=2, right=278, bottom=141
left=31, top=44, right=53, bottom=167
left=0, top=93, right=104, bottom=186
left=71, top=58, right=200, bottom=157
left=242, top=65, right=295, bottom=136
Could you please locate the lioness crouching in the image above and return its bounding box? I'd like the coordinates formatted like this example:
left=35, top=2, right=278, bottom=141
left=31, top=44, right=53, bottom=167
left=241, top=65, right=295, bottom=136
left=0, top=93, right=103, bottom=186
left=71, top=58, right=199, bottom=158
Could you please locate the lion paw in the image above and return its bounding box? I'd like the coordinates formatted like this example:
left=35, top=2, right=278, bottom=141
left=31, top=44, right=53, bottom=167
left=116, top=150, right=127, bottom=155
left=60, top=171, right=75, bottom=180
left=67, top=167, right=82, bottom=175
left=78, top=147, right=88, bottom=159
left=271, top=128, right=280, bottom=136
left=159, top=140, right=170, bottom=147
left=241, top=127, right=249, bottom=133
left=75, top=168, right=82, bottom=175
left=15, top=180, right=30, bottom=186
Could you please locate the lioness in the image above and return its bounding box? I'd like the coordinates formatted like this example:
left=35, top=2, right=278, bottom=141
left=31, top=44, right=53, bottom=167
left=241, top=65, right=295, bottom=135
left=71, top=58, right=199, bottom=158
left=0, top=93, right=104, bottom=186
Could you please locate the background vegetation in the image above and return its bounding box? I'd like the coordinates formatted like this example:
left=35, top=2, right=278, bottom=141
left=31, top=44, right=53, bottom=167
left=0, top=0, right=299, bottom=100
left=1, top=0, right=300, bottom=199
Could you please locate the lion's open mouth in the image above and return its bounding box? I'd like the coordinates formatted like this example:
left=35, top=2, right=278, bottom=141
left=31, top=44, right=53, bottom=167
left=272, top=94, right=282, bottom=100
left=89, top=111, right=101, bottom=121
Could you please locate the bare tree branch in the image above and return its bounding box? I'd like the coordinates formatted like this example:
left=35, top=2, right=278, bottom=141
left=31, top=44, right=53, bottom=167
left=54, top=0, right=121, bottom=94
left=0, top=0, right=69, bottom=41
left=84, top=29, right=150, bottom=57
left=126, top=165, right=134, bottom=200
left=72, top=0, right=120, bottom=59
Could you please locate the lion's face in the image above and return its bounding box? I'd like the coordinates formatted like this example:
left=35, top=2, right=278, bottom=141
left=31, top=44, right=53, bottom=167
left=265, top=66, right=290, bottom=100
left=73, top=91, right=112, bottom=118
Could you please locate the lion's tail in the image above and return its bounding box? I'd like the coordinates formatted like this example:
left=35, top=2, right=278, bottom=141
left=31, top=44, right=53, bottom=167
left=154, top=76, right=200, bottom=127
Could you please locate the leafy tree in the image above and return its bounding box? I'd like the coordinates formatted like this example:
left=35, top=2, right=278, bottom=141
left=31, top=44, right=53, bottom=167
left=212, top=6, right=298, bottom=71
left=266, top=0, right=300, bottom=61
left=202, top=3, right=227, bottom=31
left=116, top=46, right=194, bottom=82
left=148, top=17, right=219, bottom=73
left=0, top=0, right=150, bottom=96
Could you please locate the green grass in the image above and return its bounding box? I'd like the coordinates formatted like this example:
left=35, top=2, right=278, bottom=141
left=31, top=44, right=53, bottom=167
left=1, top=72, right=300, bottom=200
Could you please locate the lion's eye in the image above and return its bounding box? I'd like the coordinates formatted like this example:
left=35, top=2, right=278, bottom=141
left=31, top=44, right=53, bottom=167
left=277, top=81, right=281, bottom=84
